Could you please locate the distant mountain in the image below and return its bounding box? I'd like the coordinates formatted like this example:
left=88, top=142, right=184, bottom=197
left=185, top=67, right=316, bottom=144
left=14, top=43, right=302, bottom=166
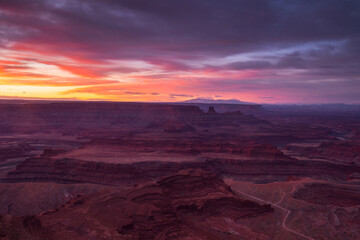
left=181, top=98, right=255, bottom=105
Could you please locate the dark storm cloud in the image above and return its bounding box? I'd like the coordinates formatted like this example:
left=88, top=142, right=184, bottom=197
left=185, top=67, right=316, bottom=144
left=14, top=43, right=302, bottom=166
left=1, top=0, right=359, bottom=60
left=1, top=0, right=360, bottom=103
left=216, top=38, right=360, bottom=81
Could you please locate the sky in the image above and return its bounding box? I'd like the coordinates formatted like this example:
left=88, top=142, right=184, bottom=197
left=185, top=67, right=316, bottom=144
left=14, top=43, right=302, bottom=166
left=0, top=0, right=359, bottom=104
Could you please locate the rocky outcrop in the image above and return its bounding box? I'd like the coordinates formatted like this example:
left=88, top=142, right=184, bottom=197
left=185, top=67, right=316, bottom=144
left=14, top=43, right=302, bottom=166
left=0, top=102, right=204, bottom=133
left=315, top=142, right=360, bottom=163
left=83, top=138, right=287, bottom=159
left=192, top=110, right=271, bottom=128
left=0, top=182, right=117, bottom=216
left=3, top=152, right=360, bottom=185
left=3, top=156, right=202, bottom=185
left=212, top=158, right=360, bottom=183
left=0, top=144, right=34, bottom=162
left=0, top=102, right=271, bottom=135
left=207, top=106, right=217, bottom=114
left=147, top=119, right=196, bottom=133
left=293, top=183, right=360, bottom=207
left=237, top=143, right=287, bottom=159
left=0, top=214, right=47, bottom=240
left=286, top=141, right=360, bottom=164
left=0, top=169, right=274, bottom=240
left=178, top=103, right=267, bottom=116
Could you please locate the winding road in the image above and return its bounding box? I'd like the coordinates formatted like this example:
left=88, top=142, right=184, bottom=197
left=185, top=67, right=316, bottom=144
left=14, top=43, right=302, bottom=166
left=232, top=187, right=314, bottom=240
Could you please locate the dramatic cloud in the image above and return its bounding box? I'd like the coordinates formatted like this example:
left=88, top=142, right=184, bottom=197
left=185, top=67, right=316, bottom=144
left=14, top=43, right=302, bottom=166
left=0, top=0, right=359, bottom=103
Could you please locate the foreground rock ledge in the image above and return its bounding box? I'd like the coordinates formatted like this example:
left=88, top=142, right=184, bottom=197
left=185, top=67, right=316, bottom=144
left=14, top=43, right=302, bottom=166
left=0, top=169, right=273, bottom=240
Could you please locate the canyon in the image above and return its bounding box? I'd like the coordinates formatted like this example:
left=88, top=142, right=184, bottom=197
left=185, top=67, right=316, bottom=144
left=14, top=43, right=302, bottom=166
left=0, top=101, right=359, bottom=239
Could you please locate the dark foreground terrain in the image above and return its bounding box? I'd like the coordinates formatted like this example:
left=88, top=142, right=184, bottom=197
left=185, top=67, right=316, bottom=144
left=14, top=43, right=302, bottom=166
left=0, top=101, right=359, bottom=239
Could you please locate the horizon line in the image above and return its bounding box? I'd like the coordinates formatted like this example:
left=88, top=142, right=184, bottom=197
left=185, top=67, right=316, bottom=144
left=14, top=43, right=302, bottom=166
left=0, top=96, right=359, bottom=106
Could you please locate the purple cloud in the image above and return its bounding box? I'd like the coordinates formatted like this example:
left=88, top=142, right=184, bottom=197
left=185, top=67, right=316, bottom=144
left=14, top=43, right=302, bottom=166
left=0, top=0, right=359, bottom=103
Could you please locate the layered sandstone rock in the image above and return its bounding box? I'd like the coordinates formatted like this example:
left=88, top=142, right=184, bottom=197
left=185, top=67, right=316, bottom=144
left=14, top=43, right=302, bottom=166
left=147, top=119, right=196, bottom=133
left=293, top=183, right=360, bottom=207
left=82, top=138, right=287, bottom=159
left=286, top=141, right=360, bottom=164
left=4, top=152, right=360, bottom=185
left=179, top=103, right=267, bottom=116
left=0, top=102, right=271, bottom=135
left=0, top=169, right=274, bottom=240
left=0, top=102, right=204, bottom=133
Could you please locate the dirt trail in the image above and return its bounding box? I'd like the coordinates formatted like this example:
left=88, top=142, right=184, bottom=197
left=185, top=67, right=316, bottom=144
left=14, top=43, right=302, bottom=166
left=232, top=187, right=314, bottom=240
left=274, top=188, right=285, bottom=205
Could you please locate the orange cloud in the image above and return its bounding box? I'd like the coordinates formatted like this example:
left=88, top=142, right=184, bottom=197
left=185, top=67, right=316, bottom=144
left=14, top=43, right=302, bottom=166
left=0, top=60, right=22, bottom=65
left=56, top=64, right=104, bottom=79
left=0, top=78, right=118, bottom=87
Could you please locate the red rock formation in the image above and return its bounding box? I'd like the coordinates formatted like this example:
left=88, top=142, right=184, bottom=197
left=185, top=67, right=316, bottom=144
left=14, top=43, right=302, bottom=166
left=0, top=102, right=204, bottom=134
left=179, top=103, right=267, bottom=116
left=0, top=169, right=274, bottom=239
left=239, top=143, right=287, bottom=159
left=4, top=156, right=195, bottom=185
left=207, top=106, right=217, bottom=113
left=147, top=119, right=196, bottom=133
left=293, top=183, right=360, bottom=207
left=41, top=148, right=68, bottom=157
left=0, top=102, right=272, bottom=136
left=83, top=138, right=287, bottom=159
left=293, top=141, right=360, bottom=164
left=0, top=144, right=34, bottom=162
left=4, top=151, right=360, bottom=185
left=0, top=214, right=48, bottom=239
left=286, top=176, right=302, bottom=182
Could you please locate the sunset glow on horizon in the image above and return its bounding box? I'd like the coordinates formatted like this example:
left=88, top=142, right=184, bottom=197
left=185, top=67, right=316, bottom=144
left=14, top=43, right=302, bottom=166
left=1, top=0, right=359, bottom=104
